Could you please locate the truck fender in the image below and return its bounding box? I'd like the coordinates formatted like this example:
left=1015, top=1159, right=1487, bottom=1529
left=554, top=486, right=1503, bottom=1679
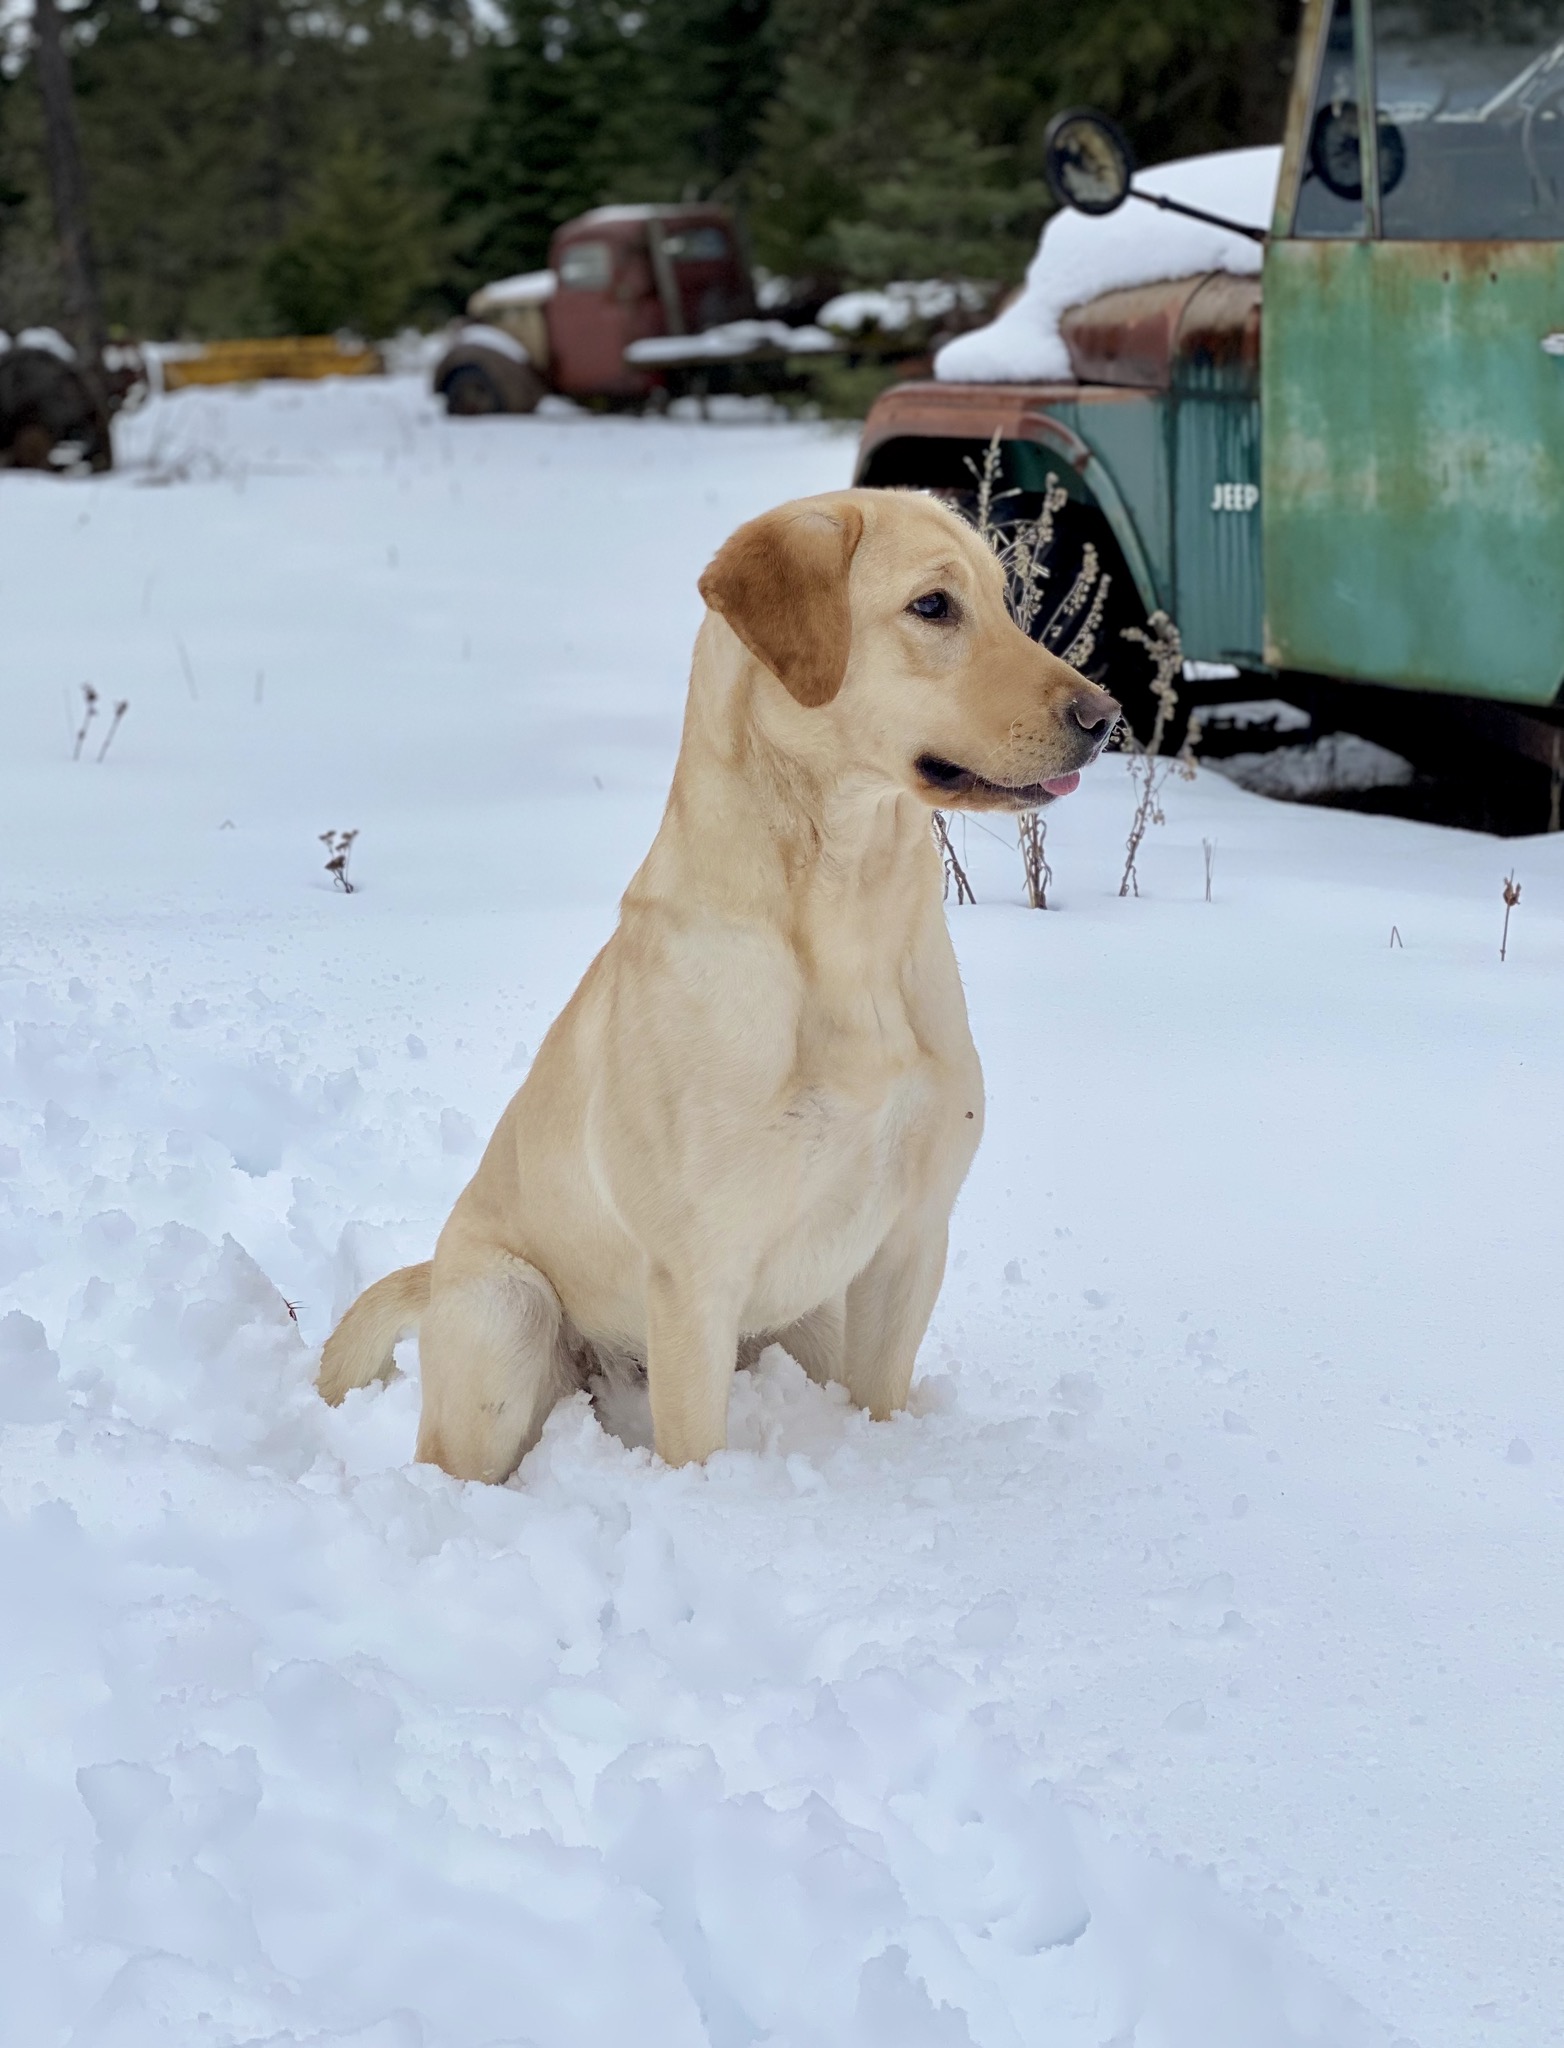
left=1018, top=411, right=1161, bottom=618
left=433, top=336, right=546, bottom=415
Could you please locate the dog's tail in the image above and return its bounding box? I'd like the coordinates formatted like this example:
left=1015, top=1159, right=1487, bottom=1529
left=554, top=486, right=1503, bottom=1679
left=317, top=1262, right=432, bottom=1405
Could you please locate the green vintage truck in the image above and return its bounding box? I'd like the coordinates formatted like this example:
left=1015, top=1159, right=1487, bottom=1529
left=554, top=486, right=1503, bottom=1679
left=856, top=0, right=1564, bottom=822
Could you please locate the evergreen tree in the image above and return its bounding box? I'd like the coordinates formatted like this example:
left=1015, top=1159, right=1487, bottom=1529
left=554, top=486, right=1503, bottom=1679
left=440, top=0, right=777, bottom=296
left=263, top=132, right=437, bottom=335
left=0, top=0, right=1302, bottom=339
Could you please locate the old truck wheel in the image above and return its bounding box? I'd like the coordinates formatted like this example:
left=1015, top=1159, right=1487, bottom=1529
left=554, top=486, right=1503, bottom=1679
left=433, top=338, right=547, bottom=417
left=442, top=364, right=504, bottom=415
left=0, top=346, right=113, bottom=473
left=981, top=494, right=1164, bottom=747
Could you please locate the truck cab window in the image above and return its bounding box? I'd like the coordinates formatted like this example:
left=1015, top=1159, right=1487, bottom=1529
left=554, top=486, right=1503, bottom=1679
left=661, top=227, right=730, bottom=262
left=1294, top=0, right=1370, bottom=236
left=559, top=241, right=614, bottom=290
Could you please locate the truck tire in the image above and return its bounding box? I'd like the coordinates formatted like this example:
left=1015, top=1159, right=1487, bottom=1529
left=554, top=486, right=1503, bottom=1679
left=940, top=485, right=1163, bottom=743
left=433, top=340, right=546, bottom=417
left=442, top=364, right=503, bottom=414
left=855, top=436, right=1164, bottom=746
left=0, top=347, right=113, bottom=473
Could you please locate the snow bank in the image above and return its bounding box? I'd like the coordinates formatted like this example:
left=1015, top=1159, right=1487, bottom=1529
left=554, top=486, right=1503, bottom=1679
left=936, top=147, right=1280, bottom=384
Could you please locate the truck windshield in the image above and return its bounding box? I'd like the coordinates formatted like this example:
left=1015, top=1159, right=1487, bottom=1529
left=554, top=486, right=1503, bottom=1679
left=1295, top=0, right=1564, bottom=238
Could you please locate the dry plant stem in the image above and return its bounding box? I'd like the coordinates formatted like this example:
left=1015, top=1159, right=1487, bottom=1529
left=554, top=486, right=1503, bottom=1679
left=1390, top=924, right=1403, bottom=949
left=72, top=682, right=98, bottom=760
left=320, top=828, right=359, bottom=894
left=1116, top=614, right=1192, bottom=899
left=1500, top=872, right=1520, bottom=961
left=1202, top=837, right=1216, bottom=903
left=1018, top=810, right=1051, bottom=909
left=1551, top=733, right=1562, bottom=834
left=96, top=699, right=128, bottom=762
left=965, top=430, right=1115, bottom=906
left=932, top=812, right=975, bottom=905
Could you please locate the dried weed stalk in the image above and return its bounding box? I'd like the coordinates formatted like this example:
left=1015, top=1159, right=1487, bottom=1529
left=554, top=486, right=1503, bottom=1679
left=1116, top=613, right=1200, bottom=898
left=320, top=828, right=359, bottom=894
left=932, top=811, right=975, bottom=905
left=97, top=699, right=129, bottom=762
left=1202, top=837, right=1216, bottom=903
left=1500, top=871, right=1520, bottom=961
left=963, top=431, right=1116, bottom=908
left=72, top=684, right=98, bottom=760
left=1018, top=809, right=1052, bottom=909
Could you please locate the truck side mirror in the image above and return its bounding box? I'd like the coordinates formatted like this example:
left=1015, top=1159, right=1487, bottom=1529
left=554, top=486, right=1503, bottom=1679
left=1043, top=108, right=1135, bottom=217
left=1042, top=104, right=1268, bottom=245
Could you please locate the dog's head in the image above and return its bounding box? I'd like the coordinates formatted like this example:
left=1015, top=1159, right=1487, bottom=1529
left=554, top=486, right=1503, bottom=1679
left=698, top=488, right=1118, bottom=811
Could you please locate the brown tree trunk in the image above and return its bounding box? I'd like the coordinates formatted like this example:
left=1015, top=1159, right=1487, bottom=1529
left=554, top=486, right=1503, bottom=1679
left=32, top=0, right=109, bottom=378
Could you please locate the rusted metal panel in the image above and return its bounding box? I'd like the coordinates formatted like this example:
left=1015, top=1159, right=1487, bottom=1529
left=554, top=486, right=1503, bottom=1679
left=1060, top=279, right=1207, bottom=388
left=1264, top=237, right=1564, bottom=702
left=1058, top=273, right=1261, bottom=392
left=855, top=379, right=1096, bottom=461
left=1174, top=275, right=1262, bottom=391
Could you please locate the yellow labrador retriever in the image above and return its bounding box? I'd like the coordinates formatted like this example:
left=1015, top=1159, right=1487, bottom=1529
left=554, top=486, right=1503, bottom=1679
left=319, top=488, right=1117, bottom=1479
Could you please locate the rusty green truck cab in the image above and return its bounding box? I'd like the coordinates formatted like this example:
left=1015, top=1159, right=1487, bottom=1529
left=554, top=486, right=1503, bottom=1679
left=857, top=0, right=1564, bottom=763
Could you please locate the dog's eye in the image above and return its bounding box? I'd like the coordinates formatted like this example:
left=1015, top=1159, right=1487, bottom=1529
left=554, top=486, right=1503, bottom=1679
left=908, top=591, right=952, bottom=621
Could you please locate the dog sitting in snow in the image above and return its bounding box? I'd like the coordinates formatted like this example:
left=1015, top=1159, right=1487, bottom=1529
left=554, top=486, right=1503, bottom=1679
left=319, top=489, right=1117, bottom=1480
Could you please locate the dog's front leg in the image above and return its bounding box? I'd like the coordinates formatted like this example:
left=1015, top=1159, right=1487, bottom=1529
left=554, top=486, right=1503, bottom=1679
left=840, top=1214, right=949, bottom=1420
left=645, top=1265, right=741, bottom=1465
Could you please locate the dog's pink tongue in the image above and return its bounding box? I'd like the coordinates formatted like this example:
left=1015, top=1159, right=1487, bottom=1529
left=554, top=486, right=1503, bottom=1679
left=1043, top=771, right=1081, bottom=798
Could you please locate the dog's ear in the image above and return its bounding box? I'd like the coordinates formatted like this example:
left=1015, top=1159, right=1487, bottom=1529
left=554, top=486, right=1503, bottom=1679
left=698, top=501, right=865, bottom=708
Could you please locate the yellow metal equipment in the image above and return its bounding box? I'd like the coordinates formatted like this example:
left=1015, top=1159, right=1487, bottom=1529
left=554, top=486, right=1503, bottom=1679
left=160, top=335, right=382, bottom=390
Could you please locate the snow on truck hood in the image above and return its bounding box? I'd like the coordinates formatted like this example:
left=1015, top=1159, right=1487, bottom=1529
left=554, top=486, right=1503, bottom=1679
left=935, top=145, right=1281, bottom=385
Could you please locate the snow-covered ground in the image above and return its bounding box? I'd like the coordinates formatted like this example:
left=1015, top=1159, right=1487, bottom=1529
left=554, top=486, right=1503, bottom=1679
left=3, top=379, right=1561, bottom=2048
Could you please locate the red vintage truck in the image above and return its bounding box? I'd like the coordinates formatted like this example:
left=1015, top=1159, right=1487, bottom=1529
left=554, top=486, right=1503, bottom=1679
left=433, top=203, right=832, bottom=413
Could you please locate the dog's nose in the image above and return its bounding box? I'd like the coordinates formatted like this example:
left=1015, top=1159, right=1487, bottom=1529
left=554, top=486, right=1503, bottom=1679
left=1068, top=686, right=1119, bottom=747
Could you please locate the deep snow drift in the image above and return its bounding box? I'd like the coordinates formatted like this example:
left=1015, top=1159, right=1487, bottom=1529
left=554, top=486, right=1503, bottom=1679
left=2, top=380, right=1561, bottom=2048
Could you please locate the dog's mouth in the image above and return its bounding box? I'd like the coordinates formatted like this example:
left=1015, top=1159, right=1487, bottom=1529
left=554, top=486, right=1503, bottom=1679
left=914, top=753, right=1082, bottom=809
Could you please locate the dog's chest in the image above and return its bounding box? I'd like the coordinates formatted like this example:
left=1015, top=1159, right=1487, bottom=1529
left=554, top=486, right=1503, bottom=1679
left=751, top=975, right=980, bottom=1317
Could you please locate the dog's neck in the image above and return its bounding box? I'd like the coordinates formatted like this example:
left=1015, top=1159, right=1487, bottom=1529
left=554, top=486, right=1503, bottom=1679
left=626, top=616, right=941, bottom=936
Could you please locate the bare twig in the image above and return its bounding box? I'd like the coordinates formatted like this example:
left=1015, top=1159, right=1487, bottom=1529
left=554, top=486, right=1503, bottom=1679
left=1500, top=872, right=1520, bottom=961
left=96, top=698, right=128, bottom=761
left=1389, top=924, right=1403, bottom=949
left=71, top=682, right=98, bottom=760
left=1116, top=613, right=1193, bottom=898
left=1202, top=837, right=1216, bottom=903
left=932, top=811, right=975, bottom=905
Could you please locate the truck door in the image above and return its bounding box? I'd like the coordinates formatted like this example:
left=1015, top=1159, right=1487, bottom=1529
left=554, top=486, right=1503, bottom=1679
left=1263, top=0, right=1564, bottom=704
left=548, top=233, right=661, bottom=400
